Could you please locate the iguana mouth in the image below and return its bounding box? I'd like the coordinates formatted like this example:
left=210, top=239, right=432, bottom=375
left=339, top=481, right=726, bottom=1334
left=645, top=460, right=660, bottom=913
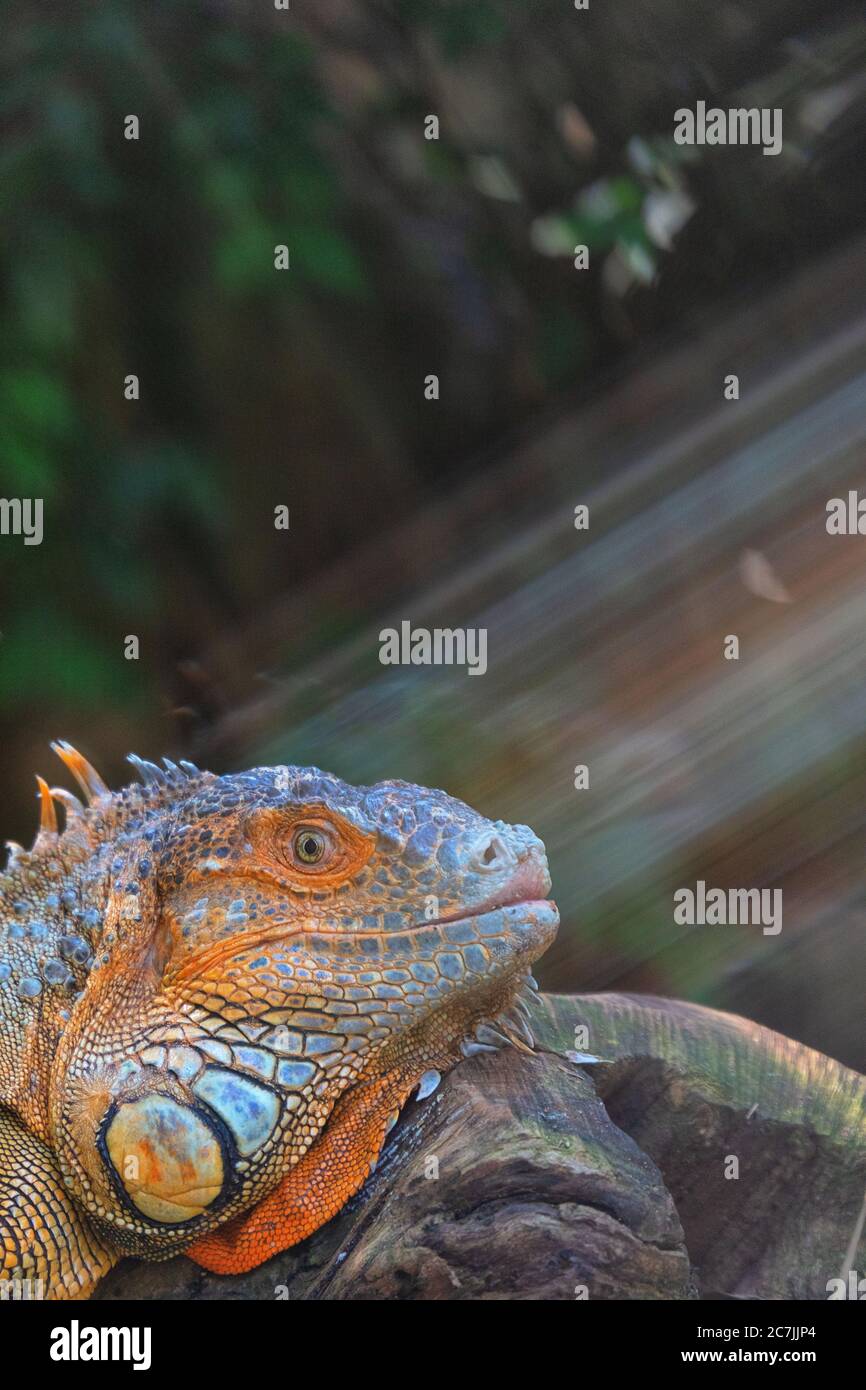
left=417, top=897, right=559, bottom=935
left=172, top=894, right=559, bottom=987
left=418, top=854, right=556, bottom=931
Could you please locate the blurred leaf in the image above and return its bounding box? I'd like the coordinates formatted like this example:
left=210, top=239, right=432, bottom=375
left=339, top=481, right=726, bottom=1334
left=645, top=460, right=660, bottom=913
left=535, top=302, right=590, bottom=388
left=740, top=549, right=793, bottom=604
left=397, top=0, right=507, bottom=57
left=10, top=254, right=78, bottom=352
left=44, top=87, right=101, bottom=158
left=1, top=369, right=75, bottom=436
left=202, top=163, right=258, bottom=217
left=290, top=225, right=369, bottom=299
left=214, top=218, right=282, bottom=294
left=0, top=426, right=55, bottom=494
left=108, top=442, right=226, bottom=531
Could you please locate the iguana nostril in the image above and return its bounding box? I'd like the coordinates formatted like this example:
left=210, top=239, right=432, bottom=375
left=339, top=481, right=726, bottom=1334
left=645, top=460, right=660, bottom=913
left=475, top=833, right=513, bottom=871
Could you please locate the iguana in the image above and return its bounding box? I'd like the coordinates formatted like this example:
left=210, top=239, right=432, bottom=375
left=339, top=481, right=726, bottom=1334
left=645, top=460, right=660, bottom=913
left=0, top=743, right=558, bottom=1299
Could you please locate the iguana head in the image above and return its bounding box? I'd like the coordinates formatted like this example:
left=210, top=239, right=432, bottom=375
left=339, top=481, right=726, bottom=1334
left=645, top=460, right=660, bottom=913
left=2, top=746, right=558, bottom=1266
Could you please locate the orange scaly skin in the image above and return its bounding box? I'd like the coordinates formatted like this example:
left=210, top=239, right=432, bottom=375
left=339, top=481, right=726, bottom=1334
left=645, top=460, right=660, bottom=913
left=0, top=745, right=558, bottom=1298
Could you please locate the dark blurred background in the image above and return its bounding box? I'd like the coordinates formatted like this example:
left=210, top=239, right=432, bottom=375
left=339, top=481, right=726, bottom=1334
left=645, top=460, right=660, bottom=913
left=2, top=0, right=866, bottom=1069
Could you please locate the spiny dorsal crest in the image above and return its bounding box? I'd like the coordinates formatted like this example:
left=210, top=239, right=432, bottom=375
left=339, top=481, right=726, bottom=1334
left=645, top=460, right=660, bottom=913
left=3, top=742, right=215, bottom=880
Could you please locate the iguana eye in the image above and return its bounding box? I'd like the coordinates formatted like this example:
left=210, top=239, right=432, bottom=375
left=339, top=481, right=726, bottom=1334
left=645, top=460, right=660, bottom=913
left=293, top=828, right=326, bottom=864
left=238, top=804, right=375, bottom=885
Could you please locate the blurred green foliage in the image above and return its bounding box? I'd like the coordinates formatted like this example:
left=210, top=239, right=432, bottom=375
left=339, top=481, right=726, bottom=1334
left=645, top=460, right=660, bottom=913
left=0, top=1, right=370, bottom=719
left=397, top=0, right=508, bottom=58
left=0, top=0, right=863, bottom=795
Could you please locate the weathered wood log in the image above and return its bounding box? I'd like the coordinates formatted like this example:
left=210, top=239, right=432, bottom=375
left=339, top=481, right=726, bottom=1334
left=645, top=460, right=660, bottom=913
left=533, top=994, right=866, bottom=1300
left=96, top=993, right=865, bottom=1300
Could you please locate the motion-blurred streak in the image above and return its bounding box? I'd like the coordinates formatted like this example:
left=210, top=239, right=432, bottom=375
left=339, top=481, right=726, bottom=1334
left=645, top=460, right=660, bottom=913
left=211, top=241, right=866, bottom=1071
